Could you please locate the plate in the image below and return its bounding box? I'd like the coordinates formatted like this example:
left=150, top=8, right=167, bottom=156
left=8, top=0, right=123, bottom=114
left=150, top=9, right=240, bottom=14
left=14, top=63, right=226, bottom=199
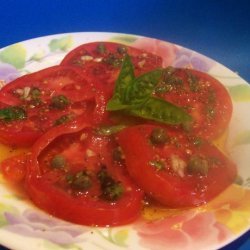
left=0, top=32, right=250, bottom=250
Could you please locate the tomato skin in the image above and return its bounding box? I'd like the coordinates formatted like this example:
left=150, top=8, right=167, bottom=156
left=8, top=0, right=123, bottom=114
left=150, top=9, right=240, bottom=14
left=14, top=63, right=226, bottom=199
left=117, top=125, right=237, bottom=208
left=25, top=118, right=143, bottom=226
left=155, top=68, right=233, bottom=139
left=0, top=153, right=28, bottom=182
left=0, top=65, right=95, bottom=103
left=61, top=41, right=163, bottom=97
left=26, top=171, right=142, bottom=226
left=0, top=66, right=95, bottom=147
left=0, top=129, right=42, bottom=147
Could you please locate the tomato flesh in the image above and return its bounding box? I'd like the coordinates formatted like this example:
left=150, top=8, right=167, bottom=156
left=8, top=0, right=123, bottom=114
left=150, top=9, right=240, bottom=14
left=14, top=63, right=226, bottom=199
left=0, top=66, right=95, bottom=146
left=25, top=120, right=143, bottom=226
left=117, top=125, right=237, bottom=208
left=154, top=68, right=233, bottom=139
left=61, top=42, right=163, bottom=97
left=0, top=41, right=237, bottom=227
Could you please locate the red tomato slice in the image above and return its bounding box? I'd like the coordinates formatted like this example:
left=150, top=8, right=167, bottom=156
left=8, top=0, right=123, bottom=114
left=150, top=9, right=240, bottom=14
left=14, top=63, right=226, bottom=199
left=61, top=41, right=163, bottom=97
left=117, top=125, right=237, bottom=208
left=25, top=119, right=143, bottom=226
left=0, top=66, right=95, bottom=147
left=0, top=65, right=94, bottom=104
left=154, top=68, right=233, bottom=139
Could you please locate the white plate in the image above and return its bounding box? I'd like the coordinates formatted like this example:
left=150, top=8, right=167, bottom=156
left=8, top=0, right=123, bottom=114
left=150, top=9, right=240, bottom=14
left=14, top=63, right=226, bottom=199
left=0, top=32, right=250, bottom=250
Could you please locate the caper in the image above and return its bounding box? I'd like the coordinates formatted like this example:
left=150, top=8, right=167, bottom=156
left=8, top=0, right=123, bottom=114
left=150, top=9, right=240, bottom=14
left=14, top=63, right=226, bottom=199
left=54, top=114, right=72, bottom=126
left=30, top=87, right=41, bottom=99
left=187, top=73, right=199, bottom=92
left=187, top=155, right=209, bottom=176
left=103, top=54, right=122, bottom=67
left=51, top=95, right=70, bottom=109
left=51, top=155, right=66, bottom=169
left=164, top=66, right=175, bottom=76
left=117, top=46, right=127, bottom=54
left=150, top=128, right=168, bottom=145
left=97, top=167, right=124, bottom=201
left=101, top=182, right=123, bottom=201
left=67, top=171, right=92, bottom=190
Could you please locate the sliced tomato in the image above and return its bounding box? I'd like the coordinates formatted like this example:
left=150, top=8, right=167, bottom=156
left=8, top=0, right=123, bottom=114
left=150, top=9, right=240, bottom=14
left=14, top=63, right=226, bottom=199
left=0, top=65, right=95, bottom=104
left=25, top=119, right=143, bottom=226
left=0, top=66, right=95, bottom=147
left=117, top=125, right=237, bottom=208
left=154, top=68, right=233, bottom=139
left=61, top=41, right=163, bottom=97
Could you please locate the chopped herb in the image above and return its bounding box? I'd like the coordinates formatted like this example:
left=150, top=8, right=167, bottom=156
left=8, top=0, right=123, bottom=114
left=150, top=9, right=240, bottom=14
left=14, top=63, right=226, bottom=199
left=187, top=71, right=200, bottom=92
left=149, top=160, right=165, bottom=171
left=206, top=90, right=216, bottom=119
left=51, top=155, right=66, bottom=169
left=67, top=171, right=92, bottom=190
left=96, top=43, right=106, bottom=54
left=187, top=155, right=209, bottom=176
left=117, top=46, right=127, bottom=54
left=97, top=167, right=124, bottom=201
left=208, top=90, right=216, bottom=104
left=150, top=128, right=168, bottom=145
left=165, top=75, right=182, bottom=86
left=164, top=66, right=175, bottom=76
left=30, top=87, right=41, bottom=99
left=101, top=183, right=123, bottom=201
left=112, top=147, right=124, bottom=162
left=192, top=137, right=203, bottom=146
left=206, top=106, right=216, bottom=119
left=0, top=106, right=26, bottom=121
left=103, top=54, right=123, bottom=67
left=161, top=67, right=183, bottom=86
left=51, top=95, right=70, bottom=109
left=54, top=114, right=73, bottom=126
left=96, top=124, right=126, bottom=136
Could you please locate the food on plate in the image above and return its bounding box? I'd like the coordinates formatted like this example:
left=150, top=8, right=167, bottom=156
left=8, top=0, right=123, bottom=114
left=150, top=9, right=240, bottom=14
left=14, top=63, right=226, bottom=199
left=117, top=125, right=236, bottom=207
left=153, top=67, right=233, bottom=139
left=25, top=119, right=143, bottom=226
left=0, top=66, right=95, bottom=147
left=61, top=41, right=163, bottom=97
left=0, top=41, right=237, bottom=226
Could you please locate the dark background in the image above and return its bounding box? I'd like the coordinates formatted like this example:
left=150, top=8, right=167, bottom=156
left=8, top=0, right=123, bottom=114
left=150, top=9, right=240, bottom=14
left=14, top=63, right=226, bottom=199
left=0, top=0, right=250, bottom=249
left=0, top=0, right=250, bottom=82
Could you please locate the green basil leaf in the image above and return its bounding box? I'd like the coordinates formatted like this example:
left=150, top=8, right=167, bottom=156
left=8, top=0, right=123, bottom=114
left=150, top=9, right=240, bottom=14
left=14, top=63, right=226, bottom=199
left=128, top=97, right=192, bottom=125
left=106, top=98, right=131, bottom=111
left=126, top=68, right=163, bottom=104
left=0, top=106, right=27, bottom=121
left=107, top=55, right=135, bottom=111
left=106, top=54, right=192, bottom=126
